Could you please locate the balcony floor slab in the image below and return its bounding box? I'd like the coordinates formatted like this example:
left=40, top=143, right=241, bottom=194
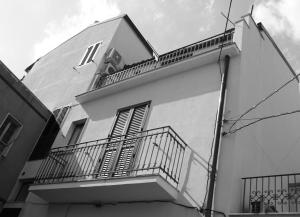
left=30, top=175, right=179, bottom=203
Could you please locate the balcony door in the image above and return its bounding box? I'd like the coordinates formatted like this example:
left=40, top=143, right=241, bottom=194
left=98, top=101, right=150, bottom=178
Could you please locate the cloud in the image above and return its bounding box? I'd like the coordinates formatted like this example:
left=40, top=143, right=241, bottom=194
left=33, top=0, right=216, bottom=58
left=111, top=0, right=215, bottom=53
left=254, top=0, right=300, bottom=42
left=33, top=0, right=120, bottom=59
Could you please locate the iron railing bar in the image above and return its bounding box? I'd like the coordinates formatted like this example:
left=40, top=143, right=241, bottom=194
left=167, top=135, right=176, bottom=174
left=34, top=126, right=187, bottom=189
left=153, top=132, right=163, bottom=172
left=242, top=172, right=300, bottom=180
left=171, top=141, right=179, bottom=180
left=147, top=134, right=157, bottom=170
left=49, top=126, right=173, bottom=152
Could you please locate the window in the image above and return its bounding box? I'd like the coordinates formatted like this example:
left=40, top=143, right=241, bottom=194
left=53, top=106, right=70, bottom=125
left=79, top=41, right=102, bottom=66
left=97, top=101, right=151, bottom=178
left=67, top=120, right=86, bottom=146
left=0, top=114, right=22, bottom=157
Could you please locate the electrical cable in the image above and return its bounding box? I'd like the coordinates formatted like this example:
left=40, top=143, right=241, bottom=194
left=225, top=117, right=261, bottom=121
left=224, top=109, right=300, bottom=135
left=217, top=0, right=233, bottom=64
left=203, top=1, right=233, bottom=216
left=228, top=72, right=300, bottom=132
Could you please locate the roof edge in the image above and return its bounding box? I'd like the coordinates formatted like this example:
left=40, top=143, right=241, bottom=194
left=24, top=14, right=155, bottom=73
left=256, top=21, right=299, bottom=82
left=0, top=61, right=51, bottom=121
left=122, top=15, right=154, bottom=55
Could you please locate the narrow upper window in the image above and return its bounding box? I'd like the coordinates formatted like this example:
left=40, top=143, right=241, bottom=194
left=53, top=106, right=70, bottom=125
left=0, top=114, right=22, bottom=156
left=79, top=41, right=102, bottom=66
left=67, top=120, right=86, bottom=146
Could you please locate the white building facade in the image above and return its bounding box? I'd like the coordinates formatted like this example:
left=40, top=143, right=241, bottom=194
left=3, top=14, right=300, bottom=217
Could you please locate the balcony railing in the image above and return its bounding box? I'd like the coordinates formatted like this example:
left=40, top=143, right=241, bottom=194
left=94, top=29, right=234, bottom=89
left=242, top=173, right=300, bottom=213
left=35, top=126, right=187, bottom=188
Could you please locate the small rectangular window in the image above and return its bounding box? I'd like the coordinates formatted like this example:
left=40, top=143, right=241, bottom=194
left=79, top=41, right=102, bottom=66
left=0, top=114, right=22, bottom=157
left=53, top=106, right=70, bottom=125
left=67, top=120, right=86, bottom=146
left=87, top=43, right=100, bottom=64
left=79, top=45, right=93, bottom=66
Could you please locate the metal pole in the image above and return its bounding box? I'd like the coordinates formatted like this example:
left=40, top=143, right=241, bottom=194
left=205, top=55, right=230, bottom=217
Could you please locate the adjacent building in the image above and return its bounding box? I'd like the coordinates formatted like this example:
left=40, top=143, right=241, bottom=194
left=0, top=61, right=51, bottom=216
left=3, top=13, right=300, bottom=217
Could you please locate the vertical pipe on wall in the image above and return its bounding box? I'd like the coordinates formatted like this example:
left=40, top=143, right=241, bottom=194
left=205, top=55, right=231, bottom=217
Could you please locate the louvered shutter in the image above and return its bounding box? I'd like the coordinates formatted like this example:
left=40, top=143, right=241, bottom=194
left=53, top=106, right=69, bottom=125
left=113, top=104, right=148, bottom=177
left=98, top=109, right=130, bottom=177
left=110, top=110, right=130, bottom=138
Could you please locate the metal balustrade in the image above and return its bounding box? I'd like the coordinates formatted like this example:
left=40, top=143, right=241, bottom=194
left=95, top=29, right=234, bottom=89
left=242, top=173, right=300, bottom=213
left=35, top=126, right=187, bottom=188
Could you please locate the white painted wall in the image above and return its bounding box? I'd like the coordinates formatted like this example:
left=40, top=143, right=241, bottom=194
left=50, top=60, right=222, bottom=209
left=214, top=15, right=300, bottom=216
left=109, top=18, right=153, bottom=65
left=46, top=203, right=199, bottom=217
left=20, top=13, right=300, bottom=217
left=22, top=19, right=120, bottom=110
left=22, top=16, right=152, bottom=111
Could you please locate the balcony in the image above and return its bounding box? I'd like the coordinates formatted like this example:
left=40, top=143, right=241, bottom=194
left=76, top=29, right=239, bottom=103
left=240, top=173, right=300, bottom=215
left=30, top=126, right=188, bottom=203
left=96, top=29, right=234, bottom=89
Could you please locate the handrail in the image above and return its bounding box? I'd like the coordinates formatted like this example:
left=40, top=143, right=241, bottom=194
left=94, top=29, right=234, bottom=89
left=242, top=173, right=300, bottom=213
left=35, top=126, right=188, bottom=188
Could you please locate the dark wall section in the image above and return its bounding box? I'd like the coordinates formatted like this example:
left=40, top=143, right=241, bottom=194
left=29, top=115, right=59, bottom=160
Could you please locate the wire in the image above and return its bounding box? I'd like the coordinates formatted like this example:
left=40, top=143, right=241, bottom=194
left=228, top=72, right=300, bottom=132
left=203, top=0, right=233, bottom=214
left=220, top=12, right=235, bottom=27
left=225, top=117, right=262, bottom=121
left=203, top=0, right=233, bottom=210
left=217, top=0, right=233, bottom=64
left=224, top=109, right=300, bottom=135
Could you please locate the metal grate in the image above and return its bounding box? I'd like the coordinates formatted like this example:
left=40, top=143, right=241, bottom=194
left=95, top=29, right=234, bottom=89
left=242, top=173, right=300, bottom=213
left=34, top=126, right=188, bottom=188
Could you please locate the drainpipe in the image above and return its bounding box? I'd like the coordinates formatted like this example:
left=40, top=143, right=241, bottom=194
left=205, top=55, right=230, bottom=217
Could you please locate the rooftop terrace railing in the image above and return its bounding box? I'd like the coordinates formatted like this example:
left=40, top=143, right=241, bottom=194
left=94, top=29, right=234, bottom=89
left=34, top=126, right=187, bottom=188
left=242, top=173, right=300, bottom=213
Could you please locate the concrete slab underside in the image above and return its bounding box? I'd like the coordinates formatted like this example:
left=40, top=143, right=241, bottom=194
left=30, top=175, right=179, bottom=203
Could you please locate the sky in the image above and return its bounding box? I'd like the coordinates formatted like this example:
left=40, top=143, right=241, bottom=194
left=1, top=0, right=300, bottom=79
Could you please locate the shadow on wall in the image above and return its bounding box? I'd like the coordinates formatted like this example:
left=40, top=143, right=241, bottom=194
left=180, top=147, right=210, bottom=207
left=73, top=61, right=220, bottom=207
left=81, top=63, right=221, bottom=122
